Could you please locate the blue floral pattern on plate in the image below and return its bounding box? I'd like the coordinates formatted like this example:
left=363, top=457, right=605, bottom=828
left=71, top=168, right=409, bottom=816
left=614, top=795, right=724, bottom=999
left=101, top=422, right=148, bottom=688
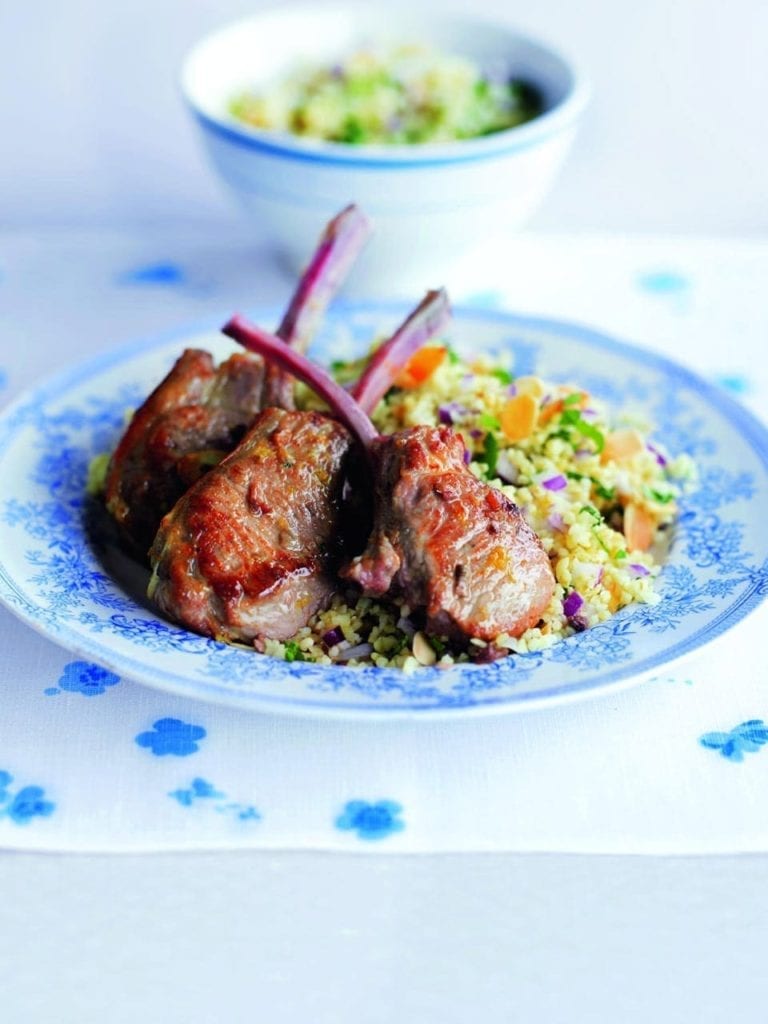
left=1, top=305, right=767, bottom=717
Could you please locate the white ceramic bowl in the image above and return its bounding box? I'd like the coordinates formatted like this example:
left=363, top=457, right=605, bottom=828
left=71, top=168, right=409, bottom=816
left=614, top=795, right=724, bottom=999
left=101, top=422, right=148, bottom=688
left=181, top=4, right=589, bottom=293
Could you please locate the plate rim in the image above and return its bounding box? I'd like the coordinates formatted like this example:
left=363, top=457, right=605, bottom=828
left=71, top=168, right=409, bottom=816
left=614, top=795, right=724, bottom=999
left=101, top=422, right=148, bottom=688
left=1, top=303, right=767, bottom=719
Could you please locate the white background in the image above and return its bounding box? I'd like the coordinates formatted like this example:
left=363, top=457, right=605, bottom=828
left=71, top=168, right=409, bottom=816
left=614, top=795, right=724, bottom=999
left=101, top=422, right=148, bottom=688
left=1, top=2, right=767, bottom=1021
left=1, top=0, right=766, bottom=234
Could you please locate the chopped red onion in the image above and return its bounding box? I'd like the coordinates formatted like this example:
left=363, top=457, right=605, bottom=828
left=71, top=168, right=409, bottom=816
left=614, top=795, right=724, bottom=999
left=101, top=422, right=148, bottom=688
left=322, top=626, right=344, bottom=647
left=334, top=642, right=374, bottom=662
left=438, top=402, right=468, bottom=426
left=647, top=442, right=668, bottom=467
left=396, top=616, right=416, bottom=637
left=542, top=474, right=567, bottom=491
left=595, top=566, right=604, bottom=585
left=462, top=448, right=471, bottom=465
left=470, top=428, right=483, bottom=439
left=573, top=449, right=592, bottom=460
left=563, top=591, right=584, bottom=617
left=629, top=563, right=650, bottom=577
left=507, top=383, right=518, bottom=396
left=547, top=511, right=566, bottom=532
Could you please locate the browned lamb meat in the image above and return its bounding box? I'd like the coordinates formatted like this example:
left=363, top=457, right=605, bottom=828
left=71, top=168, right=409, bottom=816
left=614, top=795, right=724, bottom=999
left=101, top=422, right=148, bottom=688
left=147, top=292, right=451, bottom=643
left=104, top=349, right=264, bottom=555
left=148, top=408, right=354, bottom=642
left=104, top=204, right=372, bottom=555
left=340, top=426, right=555, bottom=641
left=225, top=312, right=556, bottom=646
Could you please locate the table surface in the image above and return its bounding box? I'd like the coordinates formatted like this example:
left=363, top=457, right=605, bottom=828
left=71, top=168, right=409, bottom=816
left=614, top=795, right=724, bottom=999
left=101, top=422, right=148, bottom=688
left=3, top=0, right=768, bottom=1019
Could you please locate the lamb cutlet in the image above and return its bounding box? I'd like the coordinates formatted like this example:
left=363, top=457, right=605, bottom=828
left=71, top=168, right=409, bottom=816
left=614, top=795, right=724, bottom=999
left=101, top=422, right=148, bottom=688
left=104, top=349, right=264, bottom=555
left=104, top=204, right=371, bottom=555
left=148, top=409, right=354, bottom=642
left=341, top=427, right=555, bottom=642
left=148, top=291, right=451, bottom=644
left=225, top=309, right=556, bottom=646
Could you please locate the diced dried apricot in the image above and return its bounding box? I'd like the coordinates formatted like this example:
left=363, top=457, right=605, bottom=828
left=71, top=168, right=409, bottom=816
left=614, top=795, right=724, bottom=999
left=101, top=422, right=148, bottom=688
left=603, top=428, right=645, bottom=464
left=395, top=346, right=447, bottom=388
left=500, top=393, right=539, bottom=441
left=537, top=399, right=563, bottom=425
left=623, top=502, right=654, bottom=551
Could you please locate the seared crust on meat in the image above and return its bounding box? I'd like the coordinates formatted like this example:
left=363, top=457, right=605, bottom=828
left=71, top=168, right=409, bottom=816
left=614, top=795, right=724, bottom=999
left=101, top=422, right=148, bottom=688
left=148, top=408, right=353, bottom=643
left=104, top=348, right=264, bottom=554
left=340, top=425, right=556, bottom=641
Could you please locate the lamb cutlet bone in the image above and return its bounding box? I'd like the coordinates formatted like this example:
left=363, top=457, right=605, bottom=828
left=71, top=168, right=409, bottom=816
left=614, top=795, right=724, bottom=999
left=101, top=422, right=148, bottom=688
left=224, top=306, right=556, bottom=644
left=103, top=204, right=371, bottom=555
left=147, top=291, right=451, bottom=644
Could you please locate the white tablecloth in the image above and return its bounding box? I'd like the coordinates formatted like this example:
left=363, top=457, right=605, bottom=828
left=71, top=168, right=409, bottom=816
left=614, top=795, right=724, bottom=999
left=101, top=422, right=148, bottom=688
left=2, top=230, right=767, bottom=853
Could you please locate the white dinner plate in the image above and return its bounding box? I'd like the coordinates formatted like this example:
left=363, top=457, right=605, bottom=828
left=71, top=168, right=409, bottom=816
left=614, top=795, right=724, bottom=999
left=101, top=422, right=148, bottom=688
left=1, top=304, right=767, bottom=718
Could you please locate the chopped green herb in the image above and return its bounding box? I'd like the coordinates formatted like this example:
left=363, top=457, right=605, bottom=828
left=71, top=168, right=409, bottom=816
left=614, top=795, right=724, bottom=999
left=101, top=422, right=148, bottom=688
left=483, top=432, right=499, bottom=478
left=615, top=549, right=628, bottom=560
left=490, top=368, right=513, bottom=385
left=284, top=641, right=305, bottom=663
left=428, top=636, right=447, bottom=656
left=648, top=488, right=675, bottom=504
left=593, top=532, right=611, bottom=555
left=446, top=347, right=462, bottom=365
left=563, top=392, right=583, bottom=407
left=593, top=481, right=616, bottom=501
left=392, top=634, right=409, bottom=655
left=579, top=505, right=603, bottom=523
left=479, top=412, right=501, bottom=432
left=561, top=409, right=605, bottom=453
left=341, top=116, right=365, bottom=143
left=566, top=471, right=615, bottom=501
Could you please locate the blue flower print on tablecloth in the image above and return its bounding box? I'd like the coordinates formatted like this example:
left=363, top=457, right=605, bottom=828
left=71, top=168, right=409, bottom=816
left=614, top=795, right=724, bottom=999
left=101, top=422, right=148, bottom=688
left=636, top=269, right=691, bottom=315
left=700, top=720, right=768, bottom=762
left=714, top=373, right=752, bottom=396
left=169, top=777, right=260, bottom=822
left=135, top=718, right=206, bottom=756
left=116, top=262, right=186, bottom=286
left=335, top=800, right=405, bottom=841
left=45, top=660, right=120, bottom=697
left=0, top=772, right=55, bottom=826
